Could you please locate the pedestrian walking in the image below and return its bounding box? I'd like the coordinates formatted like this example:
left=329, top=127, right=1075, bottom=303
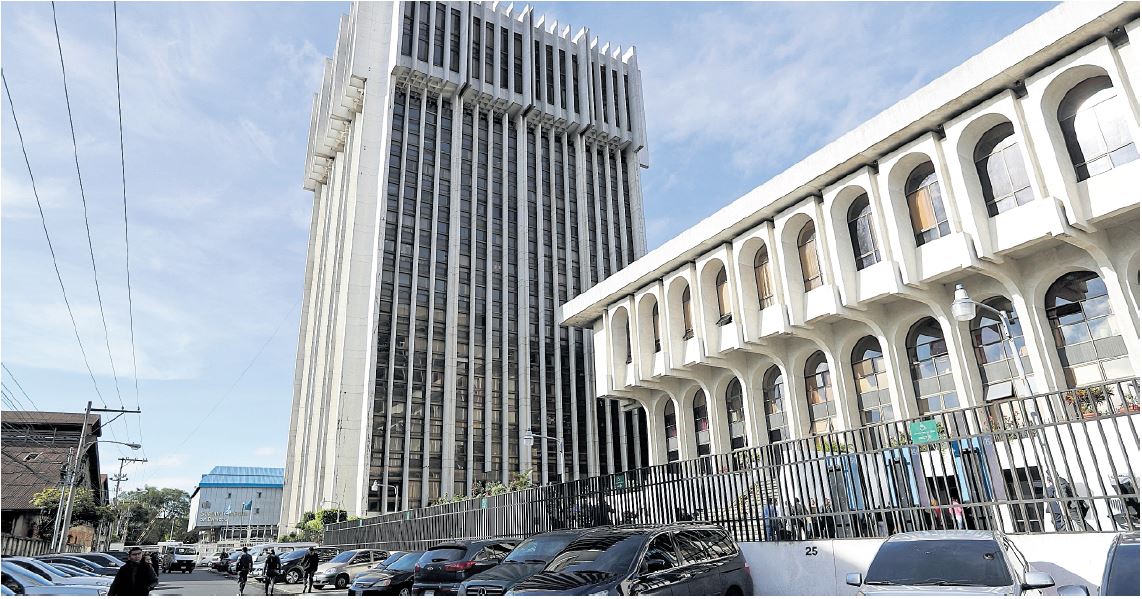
left=300, top=546, right=320, bottom=593
left=792, top=498, right=808, bottom=540
left=149, top=552, right=161, bottom=578
left=263, top=549, right=281, bottom=596
left=108, top=547, right=158, bottom=596
left=761, top=498, right=776, bottom=541
left=951, top=498, right=966, bottom=530
left=236, top=546, right=253, bottom=596
left=823, top=498, right=837, bottom=539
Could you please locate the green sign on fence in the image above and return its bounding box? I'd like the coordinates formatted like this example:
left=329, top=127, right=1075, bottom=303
left=614, top=473, right=627, bottom=489
left=480, top=497, right=488, bottom=509
left=909, top=419, right=941, bottom=444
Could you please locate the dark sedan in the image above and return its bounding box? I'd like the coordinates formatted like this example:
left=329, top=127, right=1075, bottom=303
left=413, top=538, right=520, bottom=596
left=272, top=546, right=341, bottom=584
left=71, top=553, right=124, bottom=569
left=507, top=524, right=753, bottom=596
left=36, top=555, right=118, bottom=577
left=349, top=551, right=424, bottom=596
left=459, top=530, right=590, bottom=596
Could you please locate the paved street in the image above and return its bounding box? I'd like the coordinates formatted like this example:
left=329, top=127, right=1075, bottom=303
left=151, top=569, right=345, bottom=597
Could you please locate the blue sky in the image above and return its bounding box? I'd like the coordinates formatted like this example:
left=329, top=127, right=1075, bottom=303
left=1, top=1, right=1053, bottom=493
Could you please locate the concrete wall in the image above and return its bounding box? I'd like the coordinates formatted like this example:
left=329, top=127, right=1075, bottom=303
left=741, top=533, right=1117, bottom=595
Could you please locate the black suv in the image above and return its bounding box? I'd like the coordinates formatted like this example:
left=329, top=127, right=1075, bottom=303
left=459, top=529, right=589, bottom=596
left=276, top=546, right=342, bottom=584
left=349, top=551, right=424, bottom=596
left=507, top=524, right=752, bottom=596
left=413, top=538, right=520, bottom=595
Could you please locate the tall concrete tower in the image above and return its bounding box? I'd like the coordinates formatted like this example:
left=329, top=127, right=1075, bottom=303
left=282, top=1, right=649, bottom=529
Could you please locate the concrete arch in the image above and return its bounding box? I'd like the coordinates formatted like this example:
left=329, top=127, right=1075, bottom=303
left=665, top=275, right=692, bottom=348
left=736, top=234, right=770, bottom=312
left=610, top=306, right=632, bottom=384
left=699, top=257, right=733, bottom=328
left=1038, top=64, right=1117, bottom=186
left=777, top=211, right=818, bottom=294
left=954, top=113, right=1035, bottom=218
left=635, top=291, right=662, bottom=370
left=885, top=151, right=940, bottom=252
left=827, top=184, right=876, bottom=272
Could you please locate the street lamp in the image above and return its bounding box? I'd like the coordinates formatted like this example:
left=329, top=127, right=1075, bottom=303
left=53, top=439, right=142, bottom=552
left=371, top=481, right=401, bottom=514
left=951, top=283, right=1032, bottom=397
left=523, top=428, right=565, bottom=484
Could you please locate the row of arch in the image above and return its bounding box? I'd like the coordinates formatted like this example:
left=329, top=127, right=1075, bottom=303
left=658, top=270, right=1131, bottom=459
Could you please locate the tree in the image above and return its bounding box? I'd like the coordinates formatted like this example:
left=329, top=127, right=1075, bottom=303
left=31, top=487, right=111, bottom=541
left=115, top=486, right=191, bottom=545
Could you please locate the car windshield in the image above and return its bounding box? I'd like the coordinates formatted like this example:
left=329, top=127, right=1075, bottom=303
left=2, top=562, right=51, bottom=587
left=371, top=553, right=405, bottom=570
left=544, top=535, right=644, bottom=577
left=506, top=536, right=576, bottom=563
left=1103, top=542, right=1139, bottom=596
left=175, top=548, right=196, bottom=555
left=28, top=561, right=69, bottom=579
left=329, top=551, right=356, bottom=564
left=864, top=539, right=1013, bottom=587
left=281, top=549, right=307, bottom=561
left=419, top=547, right=466, bottom=564
left=388, top=552, right=423, bottom=572
left=53, top=564, right=87, bottom=577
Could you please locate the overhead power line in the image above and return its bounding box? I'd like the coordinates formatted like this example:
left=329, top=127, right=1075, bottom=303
left=1, top=71, right=108, bottom=410
left=51, top=1, right=126, bottom=411
left=2, top=364, right=43, bottom=412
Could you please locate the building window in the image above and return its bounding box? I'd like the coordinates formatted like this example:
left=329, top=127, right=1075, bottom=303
left=797, top=221, right=822, bottom=291
left=624, top=322, right=633, bottom=364
left=1058, top=75, right=1138, bottom=181
left=907, top=317, right=958, bottom=415
left=971, top=297, right=1032, bottom=401
left=975, top=122, right=1033, bottom=216
left=651, top=301, right=662, bottom=353
left=226, top=492, right=232, bottom=499
left=693, top=389, right=710, bottom=456
left=726, top=378, right=747, bottom=450
left=400, top=2, right=414, bottom=57
left=664, top=400, right=679, bottom=462
left=715, top=266, right=732, bottom=325
left=449, top=9, right=461, bottom=73
left=762, top=366, right=786, bottom=443
left=256, top=492, right=262, bottom=499
left=432, top=3, right=445, bottom=67
left=852, top=336, right=891, bottom=424
left=753, top=245, right=774, bottom=308
left=416, top=2, right=430, bottom=62
left=804, top=351, right=833, bottom=435
left=254, top=508, right=260, bottom=515
left=512, top=33, right=523, bottom=93
left=905, top=162, right=950, bottom=245
left=681, top=285, right=694, bottom=339
left=1046, top=271, right=1131, bottom=387
left=847, top=194, right=880, bottom=270
left=470, top=17, right=481, bottom=81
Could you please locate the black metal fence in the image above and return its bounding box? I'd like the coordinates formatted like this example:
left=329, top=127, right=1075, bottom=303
left=326, top=378, right=1140, bottom=550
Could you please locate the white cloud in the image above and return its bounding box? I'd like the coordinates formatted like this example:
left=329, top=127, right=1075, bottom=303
left=253, top=446, right=279, bottom=457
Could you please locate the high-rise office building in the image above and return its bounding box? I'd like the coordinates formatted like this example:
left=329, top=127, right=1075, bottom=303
left=281, top=1, right=649, bottom=528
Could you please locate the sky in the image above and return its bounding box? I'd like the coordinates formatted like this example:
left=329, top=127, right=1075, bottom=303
left=1, top=0, right=1054, bottom=495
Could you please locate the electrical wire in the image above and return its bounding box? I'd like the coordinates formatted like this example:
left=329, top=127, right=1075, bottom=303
left=51, top=1, right=126, bottom=411
left=2, top=365, right=43, bottom=412
left=2, top=70, right=108, bottom=410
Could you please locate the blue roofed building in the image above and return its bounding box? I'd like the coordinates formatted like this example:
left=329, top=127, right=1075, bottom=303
left=187, top=466, right=285, bottom=543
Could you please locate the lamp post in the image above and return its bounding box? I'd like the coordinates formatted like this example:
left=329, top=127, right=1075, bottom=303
left=522, top=428, right=565, bottom=484
left=951, top=284, right=1032, bottom=397
left=370, top=481, right=401, bottom=514
left=53, top=438, right=142, bottom=552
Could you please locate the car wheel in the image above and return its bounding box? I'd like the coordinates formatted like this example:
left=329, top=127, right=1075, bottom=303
left=335, top=574, right=350, bottom=590
left=398, top=587, right=411, bottom=596
left=285, top=569, right=301, bottom=584
left=725, top=586, right=743, bottom=596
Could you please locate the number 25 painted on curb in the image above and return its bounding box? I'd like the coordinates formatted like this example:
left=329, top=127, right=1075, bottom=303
left=804, top=546, right=818, bottom=556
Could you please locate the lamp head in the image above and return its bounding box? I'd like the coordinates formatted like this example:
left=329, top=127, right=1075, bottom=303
left=370, top=481, right=380, bottom=493
left=522, top=428, right=534, bottom=446
left=126, top=443, right=142, bottom=450
left=951, top=284, right=976, bottom=322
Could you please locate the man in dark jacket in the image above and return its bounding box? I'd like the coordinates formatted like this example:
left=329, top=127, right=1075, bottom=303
left=263, top=549, right=282, bottom=596
left=300, top=547, right=320, bottom=593
left=109, top=547, right=158, bottom=596
left=235, top=547, right=254, bottom=596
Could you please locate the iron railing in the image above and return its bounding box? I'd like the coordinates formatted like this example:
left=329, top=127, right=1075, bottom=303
left=326, top=378, right=1140, bottom=549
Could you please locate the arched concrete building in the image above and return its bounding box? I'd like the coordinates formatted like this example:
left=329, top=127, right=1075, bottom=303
left=561, top=1, right=1140, bottom=468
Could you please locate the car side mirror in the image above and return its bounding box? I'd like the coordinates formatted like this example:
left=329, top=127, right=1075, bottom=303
left=1056, top=585, right=1089, bottom=596
left=644, top=558, right=668, bottom=574
left=845, top=573, right=863, bottom=587
left=1022, top=572, right=1055, bottom=590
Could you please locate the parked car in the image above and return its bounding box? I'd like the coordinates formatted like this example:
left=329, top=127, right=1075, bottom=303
left=45, top=564, right=97, bottom=579
left=349, top=551, right=423, bottom=596
left=70, top=554, right=124, bottom=569
left=413, top=539, right=520, bottom=596
left=506, top=524, right=752, bottom=596
left=2, top=559, right=112, bottom=588
left=313, top=549, right=390, bottom=590
left=268, top=546, right=342, bottom=585
left=458, top=530, right=589, bottom=596
left=846, top=530, right=1056, bottom=595
left=34, top=556, right=117, bottom=577
left=100, top=551, right=128, bottom=562
left=1058, top=531, right=1139, bottom=596
left=0, top=561, right=107, bottom=596
left=161, top=545, right=197, bottom=573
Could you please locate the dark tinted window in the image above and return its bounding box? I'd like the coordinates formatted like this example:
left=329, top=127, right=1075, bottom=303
left=420, top=547, right=467, bottom=564
left=545, top=534, right=645, bottom=577
left=281, top=549, right=306, bottom=561
left=865, top=540, right=1013, bottom=587
left=329, top=551, right=355, bottom=564
left=475, top=543, right=513, bottom=561
left=642, top=534, right=680, bottom=572
left=1104, top=542, right=1139, bottom=596
left=506, top=536, right=574, bottom=562
left=389, top=552, right=424, bottom=572
left=372, top=552, right=405, bottom=570
left=675, top=530, right=714, bottom=563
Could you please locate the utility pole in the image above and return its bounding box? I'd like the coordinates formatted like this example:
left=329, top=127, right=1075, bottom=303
left=108, top=457, right=147, bottom=549
left=54, top=402, right=143, bottom=552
